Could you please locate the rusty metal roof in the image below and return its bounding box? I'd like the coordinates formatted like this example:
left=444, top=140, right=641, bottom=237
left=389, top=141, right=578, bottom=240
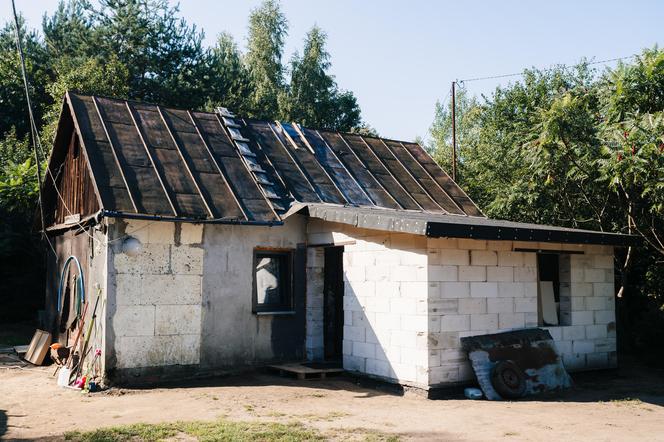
left=50, top=92, right=484, bottom=224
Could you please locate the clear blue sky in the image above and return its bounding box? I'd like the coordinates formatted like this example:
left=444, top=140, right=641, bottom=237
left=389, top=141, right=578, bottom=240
left=2, top=0, right=662, bottom=141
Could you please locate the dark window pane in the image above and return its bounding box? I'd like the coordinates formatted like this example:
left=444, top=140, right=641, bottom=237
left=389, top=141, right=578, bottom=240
left=254, top=251, right=292, bottom=312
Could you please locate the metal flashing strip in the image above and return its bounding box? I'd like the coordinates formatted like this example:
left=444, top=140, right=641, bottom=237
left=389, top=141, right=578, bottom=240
left=290, top=203, right=639, bottom=246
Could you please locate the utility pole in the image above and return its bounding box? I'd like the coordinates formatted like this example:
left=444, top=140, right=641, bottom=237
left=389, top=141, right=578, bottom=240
left=451, top=81, right=457, bottom=182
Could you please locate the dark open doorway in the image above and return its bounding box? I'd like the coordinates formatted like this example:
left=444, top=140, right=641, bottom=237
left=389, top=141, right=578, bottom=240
left=323, top=246, right=344, bottom=361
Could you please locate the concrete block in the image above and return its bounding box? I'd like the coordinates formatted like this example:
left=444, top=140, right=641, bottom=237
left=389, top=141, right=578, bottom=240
left=171, top=245, right=204, bottom=275
left=392, top=362, right=417, bottom=382
left=458, top=266, right=486, bottom=282
left=112, top=305, right=155, bottom=337
left=471, top=313, right=498, bottom=331
left=390, top=233, right=427, bottom=250
left=353, top=341, right=375, bottom=359
left=573, top=340, right=595, bottom=354
left=571, top=283, right=593, bottom=297
left=343, top=292, right=363, bottom=312
left=523, top=253, right=537, bottom=267
left=562, top=325, right=586, bottom=340
left=427, top=332, right=459, bottom=350
left=470, top=282, right=498, bottom=298
left=435, top=249, right=470, bottom=266
left=428, top=265, right=458, bottom=282
left=343, top=354, right=366, bottom=372
left=365, top=358, right=391, bottom=378
left=439, top=349, right=467, bottom=364
left=375, top=281, right=400, bottom=298
left=390, top=265, right=426, bottom=282
left=488, top=298, right=514, bottom=313
left=458, top=298, right=487, bottom=315
left=113, top=244, right=170, bottom=275
left=487, top=267, right=514, bottom=282
left=115, top=273, right=202, bottom=306
left=498, top=282, right=525, bottom=298
left=344, top=266, right=365, bottom=282
left=514, top=267, right=537, bottom=282
left=498, top=312, right=525, bottom=329
left=180, top=223, right=203, bottom=244
left=487, top=241, right=513, bottom=251
left=343, top=325, right=365, bottom=342
left=155, top=304, right=201, bottom=335
left=430, top=365, right=459, bottom=384
left=497, top=251, right=524, bottom=267
left=585, top=296, right=611, bottom=311
left=374, top=312, right=401, bottom=330
left=470, top=250, right=497, bottom=266
left=179, top=334, right=201, bottom=365
left=440, top=282, right=470, bottom=299
left=401, top=314, right=428, bottom=332
left=593, top=282, right=614, bottom=297
left=400, top=250, right=427, bottom=266
left=365, top=265, right=390, bottom=281
left=514, top=297, right=537, bottom=313
left=524, top=282, right=538, bottom=298
left=428, top=299, right=459, bottom=315
left=427, top=237, right=458, bottom=249
left=374, top=251, right=400, bottom=266
left=348, top=281, right=375, bottom=298
left=391, top=330, right=416, bottom=348
left=594, top=310, right=616, bottom=325
left=571, top=297, right=585, bottom=311
left=369, top=295, right=391, bottom=313
left=585, top=324, right=608, bottom=339
left=584, top=269, right=607, bottom=283
left=401, top=347, right=427, bottom=365
left=571, top=311, right=595, bottom=326
left=457, top=239, right=486, bottom=250
left=593, top=255, right=614, bottom=269
left=525, top=312, right=538, bottom=327
left=147, top=222, right=175, bottom=244
left=440, top=314, right=470, bottom=332
left=390, top=297, right=417, bottom=314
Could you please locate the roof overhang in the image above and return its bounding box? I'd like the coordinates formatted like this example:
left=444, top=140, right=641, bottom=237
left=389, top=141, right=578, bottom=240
left=287, top=203, right=640, bottom=247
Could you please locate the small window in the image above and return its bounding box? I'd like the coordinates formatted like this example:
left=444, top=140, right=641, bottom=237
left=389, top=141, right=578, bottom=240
left=537, top=253, right=572, bottom=326
left=253, top=250, right=293, bottom=313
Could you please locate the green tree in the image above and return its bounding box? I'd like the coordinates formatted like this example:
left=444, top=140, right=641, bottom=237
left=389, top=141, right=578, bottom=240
left=0, top=17, right=52, bottom=139
left=206, top=32, right=253, bottom=115
left=282, top=26, right=362, bottom=131
left=245, top=0, right=288, bottom=119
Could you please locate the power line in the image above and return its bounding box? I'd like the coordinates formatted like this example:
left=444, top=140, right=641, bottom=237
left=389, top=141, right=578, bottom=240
left=458, top=54, right=637, bottom=84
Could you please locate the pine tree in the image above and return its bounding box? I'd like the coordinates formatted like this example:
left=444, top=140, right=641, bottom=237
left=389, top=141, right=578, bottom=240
left=245, top=0, right=287, bottom=119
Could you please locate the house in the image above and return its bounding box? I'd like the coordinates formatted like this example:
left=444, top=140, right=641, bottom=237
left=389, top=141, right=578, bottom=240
left=42, top=92, right=636, bottom=392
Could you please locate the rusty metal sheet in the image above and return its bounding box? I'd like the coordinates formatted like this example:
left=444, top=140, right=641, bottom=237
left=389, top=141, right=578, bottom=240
left=461, top=328, right=572, bottom=400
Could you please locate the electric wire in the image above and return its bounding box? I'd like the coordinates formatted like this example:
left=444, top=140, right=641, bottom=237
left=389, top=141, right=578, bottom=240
left=458, top=55, right=637, bottom=84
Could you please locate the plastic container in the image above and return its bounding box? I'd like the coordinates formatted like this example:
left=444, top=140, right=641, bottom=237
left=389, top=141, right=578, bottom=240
left=464, top=387, right=483, bottom=400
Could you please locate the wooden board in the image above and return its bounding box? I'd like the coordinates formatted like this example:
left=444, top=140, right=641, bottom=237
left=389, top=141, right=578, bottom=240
left=539, top=281, right=559, bottom=326
left=25, top=329, right=51, bottom=365
left=268, top=363, right=344, bottom=380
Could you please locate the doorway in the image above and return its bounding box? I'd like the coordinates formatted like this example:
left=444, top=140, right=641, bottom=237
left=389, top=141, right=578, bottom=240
left=323, top=246, right=344, bottom=361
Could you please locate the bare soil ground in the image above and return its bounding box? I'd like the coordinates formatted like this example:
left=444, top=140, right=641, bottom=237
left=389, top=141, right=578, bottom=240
left=1, top=360, right=664, bottom=441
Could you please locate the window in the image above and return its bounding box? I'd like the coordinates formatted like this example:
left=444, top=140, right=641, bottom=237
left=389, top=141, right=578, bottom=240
left=253, top=250, right=293, bottom=313
left=537, top=253, right=571, bottom=326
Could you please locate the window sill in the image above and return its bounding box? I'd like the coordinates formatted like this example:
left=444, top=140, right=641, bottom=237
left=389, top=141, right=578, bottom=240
left=254, top=310, right=296, bottom=316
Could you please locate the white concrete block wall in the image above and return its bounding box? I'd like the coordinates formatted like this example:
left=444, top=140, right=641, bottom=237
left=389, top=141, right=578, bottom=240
left=306, top=247, right=325, bottom=361
left=307, top=220, right=430, bottom=387
left=109, top=220, right=204, bottom=369
left=427, top=238, right=617, bottom=386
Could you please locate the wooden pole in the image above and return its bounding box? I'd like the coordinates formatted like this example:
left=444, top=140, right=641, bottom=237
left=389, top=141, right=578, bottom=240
left=451, top=81, right=457, bottom=181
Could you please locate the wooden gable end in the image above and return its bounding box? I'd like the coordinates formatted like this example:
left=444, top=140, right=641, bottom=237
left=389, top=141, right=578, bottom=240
left=43, top=102, right=100, bottom=229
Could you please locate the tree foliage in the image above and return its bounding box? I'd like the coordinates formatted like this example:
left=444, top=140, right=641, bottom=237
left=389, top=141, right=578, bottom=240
left=0, top=0, right=365, bottom=321
left=428, top=48, right=664, bottom=362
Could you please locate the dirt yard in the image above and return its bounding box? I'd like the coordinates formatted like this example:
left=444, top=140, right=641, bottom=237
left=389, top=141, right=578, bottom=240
left=1, top=361, right=664, bottom=441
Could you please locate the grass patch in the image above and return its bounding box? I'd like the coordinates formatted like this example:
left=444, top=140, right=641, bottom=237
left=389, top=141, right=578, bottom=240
left=64, top=419, right=325, bottom=441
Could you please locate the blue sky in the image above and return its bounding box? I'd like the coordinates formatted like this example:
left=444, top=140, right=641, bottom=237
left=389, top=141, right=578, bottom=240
left=1, top=1, right=662, bottom=141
